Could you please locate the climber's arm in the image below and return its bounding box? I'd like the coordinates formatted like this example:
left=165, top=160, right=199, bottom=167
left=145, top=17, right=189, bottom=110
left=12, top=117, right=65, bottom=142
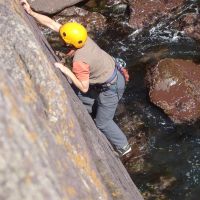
left=20, top=0, right=61, bottom=32
left=54, top=62, right=89, bottom=93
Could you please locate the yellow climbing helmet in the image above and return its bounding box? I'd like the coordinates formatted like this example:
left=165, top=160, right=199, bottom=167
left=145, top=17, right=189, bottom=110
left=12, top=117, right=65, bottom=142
left=59, top=22, right=87, bottom=48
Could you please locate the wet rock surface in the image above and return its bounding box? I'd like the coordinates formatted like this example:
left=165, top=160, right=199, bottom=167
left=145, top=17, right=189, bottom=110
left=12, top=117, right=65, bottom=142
left=148, top=58, right=200, bottom=124
left=183, top=13, right=200, bottom=41
left=27, top=0, right=84, bottom=14
left=127, top=0, right=185, bottom=29
left=176, top=13, right=200, bottom=42
left=105, top=0, right=129, bottom=17
left=115, top=104, right=149, bottom=175
left=0, top=1, right=144, bottom=200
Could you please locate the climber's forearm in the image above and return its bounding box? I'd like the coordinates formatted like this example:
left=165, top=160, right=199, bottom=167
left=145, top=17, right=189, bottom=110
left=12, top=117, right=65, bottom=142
left=65, top=69, right=89, bottom=93
left=31, top=11, right=61, bottom=32
left=54, top=63, right=89, bottom=93
left=20, top=0, right=61, bottom=32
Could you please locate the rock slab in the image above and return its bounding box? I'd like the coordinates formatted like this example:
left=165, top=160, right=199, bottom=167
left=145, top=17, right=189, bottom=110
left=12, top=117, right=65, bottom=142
left=28, top=0, right=84, bottom=14
left=128, top=0, right=185, bottom=29
left=0, top=1, right=144, bottom=200
left=181, top=13, right=200, bottom=42
left=149, top=58, right=200, bottom=123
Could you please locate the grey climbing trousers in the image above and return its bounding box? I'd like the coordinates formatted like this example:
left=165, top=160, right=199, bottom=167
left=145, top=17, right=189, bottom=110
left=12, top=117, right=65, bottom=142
left=75, top=70, right=128, bottom=149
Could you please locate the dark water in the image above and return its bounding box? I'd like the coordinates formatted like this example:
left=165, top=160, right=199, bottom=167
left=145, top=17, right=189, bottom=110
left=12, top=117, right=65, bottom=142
left=46, top=0, right=200, bottom=199
left=87, top=1, right=200, bottom=200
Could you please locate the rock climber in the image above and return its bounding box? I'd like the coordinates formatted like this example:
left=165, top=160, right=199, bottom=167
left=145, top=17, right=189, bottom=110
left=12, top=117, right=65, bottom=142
left=20, top=0, right=131, bottom=156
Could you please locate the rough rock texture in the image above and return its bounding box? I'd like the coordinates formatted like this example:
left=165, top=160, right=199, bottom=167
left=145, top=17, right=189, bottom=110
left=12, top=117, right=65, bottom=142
left=127, top=0, right=185, bottom=29
left=179, top=13, right=200, bottom=42
left=27, top=0, right=84, bottom=14
left=105, top=0, right=129, bottom=16
left=53, top=6, right=107, bottom=32
left=148, top=58, right=200, bottom=124
left=0, top=1, right=144, bottom=200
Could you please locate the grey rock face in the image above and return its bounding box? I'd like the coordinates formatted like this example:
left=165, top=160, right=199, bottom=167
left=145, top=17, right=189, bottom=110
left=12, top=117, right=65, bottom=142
left=53, top=6, right=107, bottom=32
left=0, top=1, right=143, bottom=200
left=27, top=0, right=84, bottom=14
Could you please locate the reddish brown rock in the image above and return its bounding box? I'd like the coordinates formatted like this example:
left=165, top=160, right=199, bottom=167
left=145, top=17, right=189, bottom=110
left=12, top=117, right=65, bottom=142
left=148, top=58, right=200, bottom=123
left=172, top=12, right=200, bottom=41
left=181, top=14, right=200, bottom=41
left=127, top=0, right=185, bottom=29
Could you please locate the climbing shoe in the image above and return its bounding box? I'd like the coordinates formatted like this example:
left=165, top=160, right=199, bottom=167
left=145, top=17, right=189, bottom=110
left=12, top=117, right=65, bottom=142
left=117, top=144, right=132, bottom=157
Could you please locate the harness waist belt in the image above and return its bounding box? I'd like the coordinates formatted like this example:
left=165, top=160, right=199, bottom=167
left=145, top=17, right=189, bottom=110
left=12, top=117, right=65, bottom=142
left=104, top=67, right=117, bottom=84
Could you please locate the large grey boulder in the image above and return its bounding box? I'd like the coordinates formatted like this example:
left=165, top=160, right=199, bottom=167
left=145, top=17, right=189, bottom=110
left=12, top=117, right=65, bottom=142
left=0, top=1, right=144, bottom=200
left=27, top=0, right=84, bottom=14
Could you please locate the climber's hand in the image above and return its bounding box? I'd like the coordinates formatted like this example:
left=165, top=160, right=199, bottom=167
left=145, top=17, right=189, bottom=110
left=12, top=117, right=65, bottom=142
left=54, top=62, right=67, bottom=73
left=20, top=0, right=32, bottom=15
left=121, top=68, right=130, bottom=83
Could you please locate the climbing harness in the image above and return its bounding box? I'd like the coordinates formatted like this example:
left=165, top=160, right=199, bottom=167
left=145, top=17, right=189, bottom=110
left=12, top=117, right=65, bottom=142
left=115, top=57, right=127, bottom=70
